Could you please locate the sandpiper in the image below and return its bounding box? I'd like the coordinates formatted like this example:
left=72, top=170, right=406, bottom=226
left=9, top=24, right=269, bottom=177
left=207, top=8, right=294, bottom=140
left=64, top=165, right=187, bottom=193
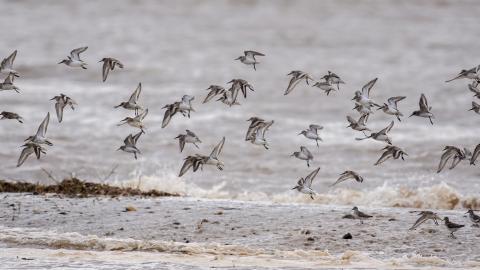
left=465, top=210, right=480, bottom=225
left=228, top=79, right=254, bottom=102
left=291, top=167, right=320, bottom=199
left=470, top=143, right=480, bottom=165
left=443, top=217, right=464, bottom=238
left=321, top=71, right=345, bottom=90
left=203, top=85, right=226, bottom=104
left=178, top=137, right=225, bottom=177
left=291, top=146, right=314, bottom=167
left=217, top=89, right=241, bottom=107
left=118, top=130, right=144, bottom=159
left=0, top=50, right=19, bottom=76
left=378, top=96, right=406, bottom=121
left=0, top=111, right=23, bottom=123
left=247, top=120, right=274, bottom=149
left=409, top=94, right=434, bottom=124
left=118, top=108, right=148, bottom=131
left=245, top=117, right=266, bottom=141
left=235, top=50, right=265, bottom=70
left=51, top=94, right=77, bottom=123
left=175, top=130, right=202, bottom=152
left=356, top=121, right=394, bottom=145
left=284, top=70, right=313, bottom=95
left=330, top=171, right=364, bottom=187
left=346, top=114, right=370, bottom=134
left=0, top=73, right=20, bottom=93
left=469, top=101, right=480, bottom=114
left=352, top=78, right=379, bottom=108
left=17, top=142, right=46, bottom=167
left=374, top=145, right=407, bottom=165
left=58, top=47, right=88, bottom=69
left=445, top=66, right=479, bottom=82
left=313, top=81, right=336, bottom=95
left=114, top=83, right=143, bottom=115
left=408, top=211, right=441, bottom=230
left=99, top=57, right=123, bottom=82
left=351, top=206, right=372, bottom=224
left=24, top=113, right=52, bottom=146
left=298, top=124, right=324, bottom=147
left=437, top=146, right=468, bottom=173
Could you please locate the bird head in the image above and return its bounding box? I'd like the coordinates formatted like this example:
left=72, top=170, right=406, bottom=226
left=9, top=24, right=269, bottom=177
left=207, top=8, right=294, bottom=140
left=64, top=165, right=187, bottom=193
left=58, top=59, right=68, bottom=65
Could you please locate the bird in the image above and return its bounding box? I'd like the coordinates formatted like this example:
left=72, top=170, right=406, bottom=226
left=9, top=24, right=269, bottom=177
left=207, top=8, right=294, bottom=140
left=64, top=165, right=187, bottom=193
left=408, top=211, right=442, bottom=230
left=17, top=142, right=46, bottom=167
left=284, top=70, right=313, bottom=95
left=330, top=171, right=364, bottom=187
left=0, top=50, right=18, bottom=76
left=0, top=73, right=20, bottom=93
left=228, top=79, right=254, bottom=102
left=353, top=103, right=374, bottom=116
left=468, top=82, right=480, bottom=98
left=58, top=47, right=88, bottom=69
left=469, top=101, right=480, bottom=114
left=178, top=137, right=225, bottom=177
left=0, top=111, right=23, bottom=123
left=203, top=85, right=226, bottom=104
left=465, top=210, right=480, bottom=225
left=443, top=217, right=464, bottom=238
left=118, top=108, right=148, bottom=131
left=217, top=89, right=241, bottom=107
left=470, top=143, right=480, bottom=165
left=445, top=66, right=479, bottom=82
left=313, top=81, right=336, bottom=95
left=351, top=206, right=372, bottom=224
left=356, top=121, right=394, bottom=145
left=321, top=71, right=345, bottom=90
left=24, top=113, right=52, bottom=146
left=99, top=57, right=123, bottom=82
left=117, top=130, right=144, bottom=159
left=51, top=94, right=77, bottom=123
left=175, top=130, right=202, bottom=152
left=162, top=95, right=195, bottom=128
left=114, top=83, right=143, bottom=115
left=437, top=146, right=468, bottom=173
left=247, top=120, right=274, bottom=149
left=346, top=114, right=370, bottom=134
left=409, top=94, right=434, bottom=124
left=352, top=78, right=379, bottom=108
left=378, top=96, right=406, bottom=121
left=245, top=117, right=267, bottom=141
left=291, top=146, right=314, bottom=167
left=291, top=167, right=320, bottom=199
left=235, top=51, right=265, bottom=70
left=374, top=145, right=407, bottom=166
left=298, top=124, right=324, bottom=147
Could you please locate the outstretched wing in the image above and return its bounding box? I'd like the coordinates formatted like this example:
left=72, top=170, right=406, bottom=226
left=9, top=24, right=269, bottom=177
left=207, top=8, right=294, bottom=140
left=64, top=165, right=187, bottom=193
left=361, top=78, right=378, bottom=97
left=244, top=50, right=265, bottom=57
left=304, top=167, right=320, bottom=188
left=132, top=131, right=143, bottom=144
left=471, top=144, right=480, bottom=165
left=309, top=124, right=323, bottom=132
left=1, top=50, right=17, bottom=69
left=209, top=137, right=225, bottom=159
left=374, top=149, right=393, bottom=165
left=70, top=47, right=88, bottom=61
left=437, top=149, right=455, bottom=173
left=36, top=112, right=50, bottom=137
left=387, top=96, right=406, bottom=107
left=284, top=76, right=303, bottom=95
left=17, top=145, right=34, bottom=167
left=178, top=158, right=194, bottom=177
left=101, top=60, right=111, bottom=82
left=419, top=94, right=429, bottom=111
left=55, top=100, right=66, bottom=123
left=378, top=121, right=394, bottom=135
left=128, top=83, right=142, bottom=103
left=4, top=73, right=15, bottom=84
left=300, top=146, right=313, bottom=159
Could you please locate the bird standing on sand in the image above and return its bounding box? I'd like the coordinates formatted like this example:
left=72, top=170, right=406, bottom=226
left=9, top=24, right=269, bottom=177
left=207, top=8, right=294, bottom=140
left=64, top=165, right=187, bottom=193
left=175, top=130, right=202, bottom=152
left=465, top=210, right=480, bottom=226
left=298, top=124, right=324, bottom=147
left=0, top=111, right=23, bottom=123
left=0, top=73, right=20, bottom=93
left=58, top=47, right=88, bottom=69
left=178, top=137, right=225, bottom=177
left=408, top=211, right=442, bottom=230
left=291, top=167, right=320, bottom=199
left=115, top=83, right=143, bottom=115
left=378, top=96, right=406, bottom=121
left=118, top=131, right=144, bottom=159
left=235, top=50, right=265, bottom=71
left=284, top=70, right=313, bottom=95
left=351, top=206, right=373, bottom=224
left=374, top=145, right=407, bottom=165
left=51, top=94, right=77, bottom=123
left=356, top=121, right=394, bottom=145
left=443, top=217, right=464, bottom=238
left=330, top=171, right=364, bottom=187
left=0, top=50, right=19, bottom=76
left=410, top=94, right=434, bottom=124
left=291, top=146, right=314, bottom=167
left=99, top=57, right=123, bottom=82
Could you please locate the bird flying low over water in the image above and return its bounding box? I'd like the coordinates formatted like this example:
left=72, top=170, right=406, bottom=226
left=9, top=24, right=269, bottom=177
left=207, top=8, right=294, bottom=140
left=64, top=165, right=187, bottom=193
left=175, top=130, right=201, bottom=152
left=356, top=121, right=394, bottom=145
left=228, top=79, right=254, bottom=102
left=291, top=146, right=314, bottom=167
left=235, top=50, right=265, bottom=70
left=0, top=50, right=19, bottom=76
left=445, top=66, right=479, bottom=82
left=346, top=114, right=370, bottom=134
left=51, top=93, right=76, bottom=123
left=115, top=83, right=143, bottom=115
left=374, top=145, right=407, bottom=166
left=58, top=47, right=88, bottom=69
left=178, top=137, right=225, bottom=177
left=284, top=70, right=313, bottom=95
left=378, top=96, right=406, bottom=121
left=203, top=85, right=226, bottom=104
left=0, top=73, right=20, bottom=93
left=246, top=119, right=274, bottom=149
left=99, top=57, right=123, bottom=82
left=437, top=146, right=470, bottom=173
left=118, top=108, right=148, bottom=131
left=299, top=124, right=323, bottom=147
left=162, top=95, right=195, bottom=128
left=313, top=81, right=336, bottom=95
left=117, top=130, right=144, bottom=159
left=24, top=112, right=52, bottom=146
left=408, top=211, right=442, bottom=230
left=353, top=78, right=379, bottom=108
left=330, top=170, right=364, bottom=187
left=321, top=71, right=345, bottom=90
left=410, top=94, right=434, bottom=125
left=0, top=111, right=23, bottom=123
left=292, top=167, right=320, bottom=199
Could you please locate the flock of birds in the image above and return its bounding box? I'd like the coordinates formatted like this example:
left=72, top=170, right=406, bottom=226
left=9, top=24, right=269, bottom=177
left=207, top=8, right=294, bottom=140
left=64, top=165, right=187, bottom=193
left=1, top=47, right=480, bottom=238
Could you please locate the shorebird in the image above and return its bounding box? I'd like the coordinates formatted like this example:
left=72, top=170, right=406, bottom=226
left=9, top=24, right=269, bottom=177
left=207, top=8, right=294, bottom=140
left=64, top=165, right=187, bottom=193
left=437, top=146, right=468, bottom=173
left=469, top=101, right=480, bottom=114
left=99, top=57, right=123, bottom=82
left=235, top=50, right=265, bottom=70
left=356, top=121, right=394, bottom=145
left=247, top=120, right=274, bottom=149
left=351, top=206, right=372, bottom=224
left=114, top=83, right=143, bottom=115
left=178, top=137, right=225, bottom=177
left=468, top=82, right=480, bottom=98
left=321, top=71, right=345, bottom=90
left=162, top=95, right=195, bottom=127
left=378, top=96, right=406, bottom=121
left=0, top=73, right=20, bottom=93
left=24, top=113, right=52, bottom=146
left=465, top=210, right=480, bottom=225
left=313, top=81, right=336, bottom=95
left=228, top=79, right=254, bottom=102
left=330, top=171, right=364, bottom=187
left=346, top=114, right=370, bottom=134
left=291, top=167, right=320, bottom=199
left=409, top=94, right=434, bottom=124
left=470, top=144, right=480, bottom=165
left=203, top=85, right=226, bottom=104
left=298, top=124, right=324, bottom=147
left=117, top=130, right=144, bottom=159
left=284, top=70, right=313, bottom=95
left=374, top=145, right=407, bottom=165
left=408, top=211, right=442, bottom=230
left=443, top=217, right=464, bottom=238
left=118, top=108, right=148, bottom=131
left=217, top=89, right=241, bottom=107
left=17, top=142, right=46, bottom=167
left=445, top=66, right=479, bottom=82
left=0, top=50, right=18, bottom=76
left=175, top=130, right=202, bottom=152
left=245, top=117, right=267, bottom=141
left=291, top=146, right=314, bottom=167
left=353, top=103, right=374, bottom=116
left=51, top=94, right=77, bottom=123
left=58, top=47, right=88, bottom=69
left=0, top=111, right=23, bottom=123
left=352, top=78, right=379, bottom=108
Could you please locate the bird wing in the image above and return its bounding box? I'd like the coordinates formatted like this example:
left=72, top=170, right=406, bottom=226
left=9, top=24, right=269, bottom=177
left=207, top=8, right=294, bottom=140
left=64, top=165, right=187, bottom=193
left=409, top=213, right=430, bottom=230
left=162, top=105, right=174, bottom=128
left=284, top=76, right=303, bottom=95
left=203, top=87, right=224, bottom=103
left=361, top=78, right=378, bottom=97
left=128, top=83, right=142, bottom=103
left=358, top=114, right=369, bottom=125
left=387, top=96, right=406, bottom=107
left=132, top=131, right=143, bottom=144
left=4, top=73, right=15, bottom=84
left=468, top=84, right=480, bottom=95
left=419, top=94, right=429, bottom=111
left=17, top=145, right=34, bottom=167
left=35, top=112, right=50, bottom=137
left=178, top=158, right=194, bottom=177
left=101, top=60, right=111, bottom=82
left=177, top=135, right=186, bottom=152
left=378, top=121, right=394, bottom=135
left=346, top=116, right=356, bottom=125
left=300, top=146, right=313, bottom=159
left=55, top=99, right=66, bottom=123
left=137, top=108, right=148, bottom=121
left=123, top=134, right=134, bottom=146
left=374, top=149, right=393, bottom=165
left=261, top=120, right=274, bottom=138
left=331, top=171, right=353, bottom=186
left=210, top=137, right=225, bottom=159
left=244, top=50, right=265, bottom=57
left=437, top=149, right=455, bottom=173
left=471, top=144, right=480, bottom=165
left=304, top=167, right=320, bottom=188
left=309, top=124, right=323, bottom=132
left=186, top=129, right=197, bottom=138
left=1, top=50, right=17, bottom=69
left=70, top=47, right=88, bottom=61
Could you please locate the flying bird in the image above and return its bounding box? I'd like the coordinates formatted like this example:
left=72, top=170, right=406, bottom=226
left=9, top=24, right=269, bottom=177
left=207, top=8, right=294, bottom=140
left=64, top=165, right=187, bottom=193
left=161, top=95, right=195, bottom=128
left=409, top=94, right=434, bottom=124
left=378, top=96, right=406, bottom=121
left=114, top=83, right=143, bottom=115
left=346, top=114, right=370, bottom=134
left=291, top=146, right=314, bottom=167
left=284, top=70, right=313, bottom=95
left=203, top=85, right=226, bottom=104
left=321, top=71, right=345, bottom=90
left=330, top=171, right=364, bottom=187
left=374, top=145, right=407, bottom=166
left=0, top=50, right=19, bottom=76
left=437, top=146, right=468, bottom=173
left=178, top=137, right=225, bottom=177
left=51, top=94, right=77, bottom=123
left=99, top=57, right=123, bottom=82
left=408, top=211, right=441, bottom=230
left=118, top=108, right=148, bottom=131
left=0, top=111, right=23, bottom=123
left=117, top=131, right=144, bottom=159
left=175, top=130, right=202, bottom=152
left=235, top=50, right=265, bottom=70
left=0, top=73, right=20, bottom=93
left=352, top=78, right=379, bottom=108
left=298, top=124, right=324, bottom=147
left=470, top=143, right=480, bottom=165
left=356, top=121, right=394, bottom=145
left=445, top=66, right=479, bottom=82
left=17, top=142, right=46, bottom=167
left=247, top=120, right=274, bottom=149
left=58, top=47, right=88, bottom=69
left=24, top=113, right=52, bottom=146
left=291, top=167, right=320, bottom=200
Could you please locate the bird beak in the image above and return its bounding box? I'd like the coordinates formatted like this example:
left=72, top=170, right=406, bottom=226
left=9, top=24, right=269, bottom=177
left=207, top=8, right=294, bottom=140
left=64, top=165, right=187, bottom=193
left=408, top=113, right=414, bottom=117
left=234, top=57, right=241, bottom=60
